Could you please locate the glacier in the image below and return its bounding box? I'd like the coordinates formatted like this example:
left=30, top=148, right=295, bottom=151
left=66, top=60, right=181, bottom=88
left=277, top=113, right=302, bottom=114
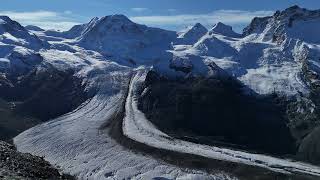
left=2, top=5, right=320, bottom=180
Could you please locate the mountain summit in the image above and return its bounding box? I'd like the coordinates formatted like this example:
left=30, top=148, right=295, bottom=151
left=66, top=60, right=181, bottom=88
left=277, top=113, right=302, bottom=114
left=71, top=15, right=177, bottom=64
left=0, top=16, right=46, bottom=76
left=210, top=22, right=240, bottom=37
left=243, top=5, right=320, bottom=43
left=0, top=16, right=46, bottom=49
left=177, top=23, right=208, bottom=44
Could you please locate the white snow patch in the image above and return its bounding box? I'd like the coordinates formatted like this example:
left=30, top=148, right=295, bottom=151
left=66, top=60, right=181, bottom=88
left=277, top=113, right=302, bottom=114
left=239, top=63, right=308, bottom=95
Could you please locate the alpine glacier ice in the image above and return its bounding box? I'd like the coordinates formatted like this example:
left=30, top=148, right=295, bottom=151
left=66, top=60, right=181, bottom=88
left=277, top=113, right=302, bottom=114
left=6, top=5, right=320, bottom=180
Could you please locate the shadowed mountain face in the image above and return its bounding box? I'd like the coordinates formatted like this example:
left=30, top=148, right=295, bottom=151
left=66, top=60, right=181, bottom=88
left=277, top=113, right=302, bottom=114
left=2, top=67, right=89, bottom=120
left=0, top=66, right=90, bottom=141
left=138, top=71, right=295, bottom=155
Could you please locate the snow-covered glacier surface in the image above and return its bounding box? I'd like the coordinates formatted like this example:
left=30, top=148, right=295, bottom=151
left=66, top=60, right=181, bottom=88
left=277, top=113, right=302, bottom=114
left=14, top=66, right=234, bottom=180
left=10, top=16, right=236, bottom=179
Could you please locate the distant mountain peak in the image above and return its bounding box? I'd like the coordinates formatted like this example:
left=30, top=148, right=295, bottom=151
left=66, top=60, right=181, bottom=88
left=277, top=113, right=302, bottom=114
left=177, top=23, right=208, bottom=45
left=101, top=14, right=132, bottom=22
left=82, top=14, right=145, bottom=36
left=25, top=25, right=45, bottom=32
left=211, top=22, right=231, bottom=31
left=274, top=4, right=317, bottom=19
left=70, top=14, right=176, bottom=64
left=183, top=22, right=206, bottom=32
left=0, top=16, right=47, bottom=49
left=210, top=22, right=240, bottom=37
left=0, top=16, right=26, bottom=32
left=180, top=23, right=207, bottom=35
left=193, top=23, right=206, bottom=29
left=282, top=5, right=304, bottom=13
left=93, top=14, right=136, bottom=29
left=0, top=16, right=12, bottom=22
left=243, top=5, right=320, bottom=43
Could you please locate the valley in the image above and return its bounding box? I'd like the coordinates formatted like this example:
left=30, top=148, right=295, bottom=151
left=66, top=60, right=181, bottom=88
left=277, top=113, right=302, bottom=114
left=0, top=5, right=320, bottom=179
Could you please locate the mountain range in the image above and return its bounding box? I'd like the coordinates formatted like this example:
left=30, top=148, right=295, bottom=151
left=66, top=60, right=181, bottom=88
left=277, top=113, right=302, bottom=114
left=1, top=5, right=320, bottom=180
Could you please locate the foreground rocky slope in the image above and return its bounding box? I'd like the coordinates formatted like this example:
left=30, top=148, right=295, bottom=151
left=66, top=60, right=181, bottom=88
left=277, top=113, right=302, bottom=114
left=0, top=141, right=73, bottom=179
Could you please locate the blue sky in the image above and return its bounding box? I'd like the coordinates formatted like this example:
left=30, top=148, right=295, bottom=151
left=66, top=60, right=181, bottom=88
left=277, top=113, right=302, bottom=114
left=1, top=0, right=319, bottom=32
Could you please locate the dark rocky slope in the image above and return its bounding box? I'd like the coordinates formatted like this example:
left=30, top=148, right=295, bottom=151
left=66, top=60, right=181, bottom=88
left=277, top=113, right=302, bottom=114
left=295, top=56, right=320, bottom=164
left=0, top=65, right=90, bottom=141
left=138, top=71, right=295, bottom=156
left=0, top=141, right=74, bottom=180
left=0, top=98, right=41, bottom=142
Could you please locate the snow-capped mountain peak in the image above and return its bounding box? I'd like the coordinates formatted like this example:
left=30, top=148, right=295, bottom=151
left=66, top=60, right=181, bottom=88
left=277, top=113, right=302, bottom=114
left=210, top=22, right=240, bottom=37
left=0, top=16, right=47, bottom=49
left=0, top=16, right=27, bottom=34
left=100, top=14, right=133, bottom=24
left=176, top=23, right=208, bottom=45
left=0, top=16, right=48, bottom=77
left=43, top=15, right=138, bottom=40
left=243, top=5, right=320, bottom=43
left=79, top=14, right=145, bottom=38
left=70, top=14, right=177, bottom=65
left=47, top=17, right=100, bottom=39
left=178, top=23, right=208, bottom=38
